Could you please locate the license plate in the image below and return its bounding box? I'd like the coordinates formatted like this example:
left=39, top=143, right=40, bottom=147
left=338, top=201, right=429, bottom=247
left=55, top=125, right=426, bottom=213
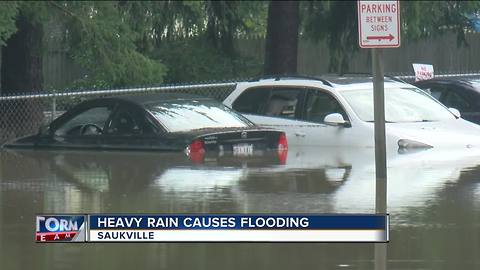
left=233, top=144, right=254, bottom=156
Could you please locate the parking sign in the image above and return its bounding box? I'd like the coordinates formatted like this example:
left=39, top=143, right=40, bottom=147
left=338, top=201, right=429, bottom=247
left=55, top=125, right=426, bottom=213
left=358, top=0, right=400, bottom=48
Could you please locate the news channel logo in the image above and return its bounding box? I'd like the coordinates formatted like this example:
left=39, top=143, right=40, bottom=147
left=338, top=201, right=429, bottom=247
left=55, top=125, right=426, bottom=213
left=36, top=215, right=86, bottom=242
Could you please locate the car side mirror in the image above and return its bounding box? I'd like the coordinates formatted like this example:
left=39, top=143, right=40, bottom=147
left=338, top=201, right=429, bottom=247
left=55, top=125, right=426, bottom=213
left=324, top=113, right=351, bottom=127
left=448, top=108, right=461, bottom=118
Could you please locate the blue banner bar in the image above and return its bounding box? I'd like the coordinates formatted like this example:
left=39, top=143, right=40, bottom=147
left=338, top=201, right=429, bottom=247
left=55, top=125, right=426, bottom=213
left=89, top=214, right=387, bottom=230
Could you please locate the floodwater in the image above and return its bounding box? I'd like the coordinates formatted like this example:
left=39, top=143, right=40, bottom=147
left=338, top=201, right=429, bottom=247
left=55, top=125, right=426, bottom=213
left=0, top=146, right=479, bottom=269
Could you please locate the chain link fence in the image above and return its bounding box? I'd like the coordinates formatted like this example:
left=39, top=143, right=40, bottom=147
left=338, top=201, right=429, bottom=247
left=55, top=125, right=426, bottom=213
left=2, top=72, right=480, bottom=145
left=0, top=81, right=237, bottom=145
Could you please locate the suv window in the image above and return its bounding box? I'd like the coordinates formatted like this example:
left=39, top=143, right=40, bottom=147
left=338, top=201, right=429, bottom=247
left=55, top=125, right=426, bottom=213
left=305, top=90, right=347, bottom=123
left=232, top=88, right=269, bottom=114
left=233, top=87, right=304, bottom=119
left=265, top=88, right=302, bottom=118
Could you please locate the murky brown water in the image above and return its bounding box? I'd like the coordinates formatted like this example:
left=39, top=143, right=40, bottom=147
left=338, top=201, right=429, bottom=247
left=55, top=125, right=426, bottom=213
left=1, top=147, right=479, bottom=269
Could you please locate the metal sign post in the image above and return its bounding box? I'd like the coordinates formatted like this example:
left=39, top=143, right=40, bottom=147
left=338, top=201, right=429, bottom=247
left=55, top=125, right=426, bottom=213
left=358, top=1, right=400, bottom=269
left=358, top=0, right=400, bottom=214
left=372, top=48, right=387, bottom=214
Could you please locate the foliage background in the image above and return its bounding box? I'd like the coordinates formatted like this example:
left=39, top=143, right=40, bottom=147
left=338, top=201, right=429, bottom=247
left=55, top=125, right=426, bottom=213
left=0, top=1, right=479, bottom=91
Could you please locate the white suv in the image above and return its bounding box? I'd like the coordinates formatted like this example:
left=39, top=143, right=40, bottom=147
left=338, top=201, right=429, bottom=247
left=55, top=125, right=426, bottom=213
left=223, top=75, right=480, bottom=150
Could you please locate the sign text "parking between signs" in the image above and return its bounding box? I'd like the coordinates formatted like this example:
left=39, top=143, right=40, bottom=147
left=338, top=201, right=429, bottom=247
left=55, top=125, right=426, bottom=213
left=358, top=0, right=400, bottom=48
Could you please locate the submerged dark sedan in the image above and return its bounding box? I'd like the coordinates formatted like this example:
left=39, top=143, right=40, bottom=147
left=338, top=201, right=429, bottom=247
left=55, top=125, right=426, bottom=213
left=414, top=78, right=480, bottom=124
left=3, top=93, right=288, bottom=160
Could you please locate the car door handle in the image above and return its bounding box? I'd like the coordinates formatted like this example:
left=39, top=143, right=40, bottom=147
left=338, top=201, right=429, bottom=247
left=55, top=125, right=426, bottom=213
left=295, top=132, right=306, bottom=137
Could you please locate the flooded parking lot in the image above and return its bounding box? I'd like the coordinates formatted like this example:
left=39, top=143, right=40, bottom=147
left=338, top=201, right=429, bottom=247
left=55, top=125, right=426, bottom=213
left=0, top=147, right=479, bottom=269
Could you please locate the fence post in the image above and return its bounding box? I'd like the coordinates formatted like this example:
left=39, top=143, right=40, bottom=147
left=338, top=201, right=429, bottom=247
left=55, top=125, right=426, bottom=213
left=51, top=91, right=56, bottom=123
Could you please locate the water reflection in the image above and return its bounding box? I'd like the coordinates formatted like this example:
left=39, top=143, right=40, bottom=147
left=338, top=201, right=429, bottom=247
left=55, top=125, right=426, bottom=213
left=1, top=146, right=480, bottom=269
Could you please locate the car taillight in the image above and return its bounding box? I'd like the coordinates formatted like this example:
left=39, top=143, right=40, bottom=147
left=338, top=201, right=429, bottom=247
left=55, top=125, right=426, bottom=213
left=186, top=139, right=205, bottom=164
left=189, top=139, right=205, bottom=153
left=277, top=133, right=288, bottom=151
left=277, top=133, right=288, bottom=164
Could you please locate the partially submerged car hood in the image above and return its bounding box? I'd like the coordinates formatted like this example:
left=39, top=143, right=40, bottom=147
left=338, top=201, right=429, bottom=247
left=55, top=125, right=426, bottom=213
left=386, top=118, right=480, bottom=149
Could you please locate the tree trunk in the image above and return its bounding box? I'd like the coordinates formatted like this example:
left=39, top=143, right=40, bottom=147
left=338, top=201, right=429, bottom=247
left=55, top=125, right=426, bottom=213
left=0, top=13, right=44, bottom=143
left=264, top=1, right=300, bottom=76
left=0, top=47, right=2, bottom=94
left=2, top=13, right=43, bottom=94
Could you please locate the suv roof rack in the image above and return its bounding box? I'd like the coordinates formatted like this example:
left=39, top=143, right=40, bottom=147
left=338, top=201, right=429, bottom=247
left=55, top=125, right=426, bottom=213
left=331, top=72, right=407, bottom=84
left=248, top=75, right=333, bottom=87
left=385, top=75, right=408, bottom=83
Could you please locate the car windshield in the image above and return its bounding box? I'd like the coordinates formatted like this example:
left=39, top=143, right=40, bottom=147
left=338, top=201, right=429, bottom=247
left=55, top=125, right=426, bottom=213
left=340, top=87, right=456, bottom=122
left=147, top=100, right=251, bottom=132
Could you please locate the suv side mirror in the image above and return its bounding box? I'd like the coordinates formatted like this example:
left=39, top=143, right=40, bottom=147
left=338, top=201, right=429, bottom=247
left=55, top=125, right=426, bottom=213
left=448, top=108, right=461, bottom=118
left=324, top=113, right=351, bottom=127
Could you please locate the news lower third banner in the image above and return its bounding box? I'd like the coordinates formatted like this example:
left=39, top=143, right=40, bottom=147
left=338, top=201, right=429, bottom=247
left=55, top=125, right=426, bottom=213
left=36, top=214, right=389, bottom=243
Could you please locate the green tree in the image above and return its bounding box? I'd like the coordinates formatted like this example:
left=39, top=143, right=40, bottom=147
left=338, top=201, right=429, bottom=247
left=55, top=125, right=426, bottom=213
left=0, top=2, right=18, bottom=92
left=118, top=1, right=267, bottom=82
left=0, top=2, right=49, bottom=137
left=0, top=2, right=19, bottom=46
left=2, top=2, right=47, bottom=94
left=0, top=1, right=269, bottom=91
left=49, top=1, right=167, bottom=88
left=0, top=1, right=168, bottom=92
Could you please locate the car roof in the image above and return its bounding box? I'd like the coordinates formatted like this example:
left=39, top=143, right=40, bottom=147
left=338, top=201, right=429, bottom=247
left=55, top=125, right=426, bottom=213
left=110, top=93, right=214, bottom=106
left=322, top=74, right=401, bottom=85
left=414, top=77, right=480, bottom=91
left=415, top=77, right=480, bottom=83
